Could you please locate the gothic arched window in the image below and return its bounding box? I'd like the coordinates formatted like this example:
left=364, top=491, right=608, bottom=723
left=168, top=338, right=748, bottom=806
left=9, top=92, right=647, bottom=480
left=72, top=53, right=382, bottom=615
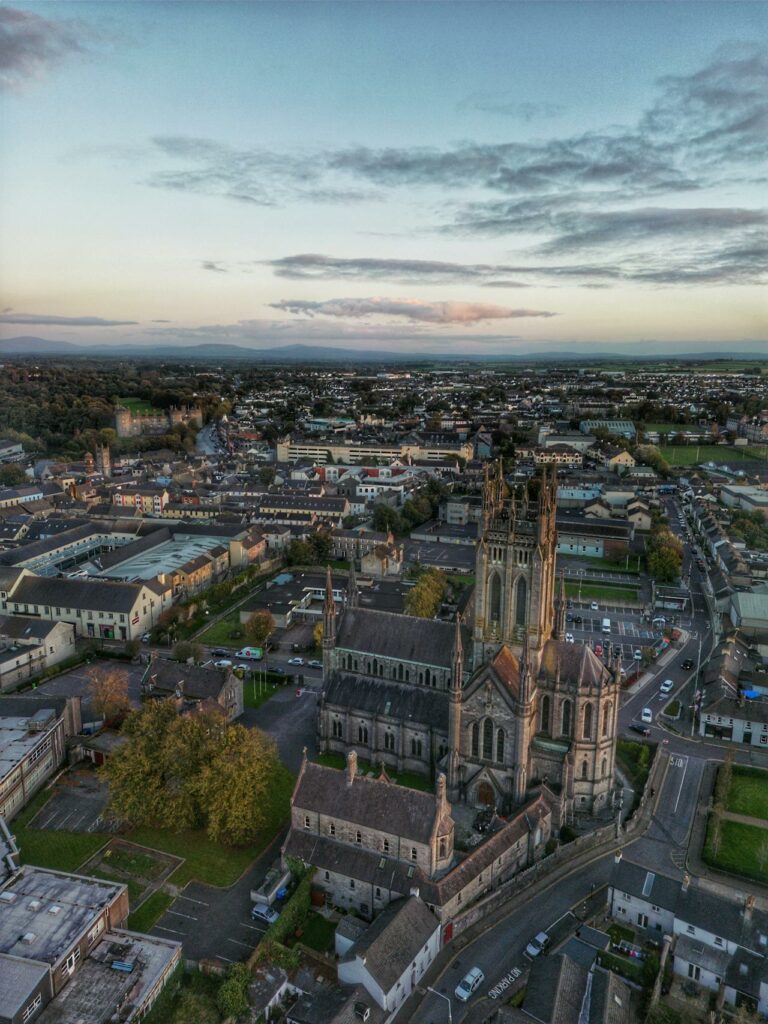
left=514, top=576, right=527, bottom=627
left=471, top=722, right=479, bottom=757
left=561, top=699, right=572, bottom=737
left=424, top=668, right=431, bottom=687
left=483, top=718, right=493, bottom=760
left=384, top=731, right=395, bottom=751
left=358, top=724, right=368, bottom=745
left=398, top=663, right=404, bottom=680
left=581, top=760, right=588, bottom=780
left=540, top=694, right=551, bottom=734
left=372, top=658, right=378, bottom=675
left=332, top=719, right=342, bottom=739
left=488, top=572, right=502, bottom=623
left=496, top=729, right=505, bottom=763
left=602, top=701, right=612, bottom=738
left=411, top=737, right=423, bottom=758
left=601, top=757, right=608, bottom=778
left=583, top=703, right=593, bottom=740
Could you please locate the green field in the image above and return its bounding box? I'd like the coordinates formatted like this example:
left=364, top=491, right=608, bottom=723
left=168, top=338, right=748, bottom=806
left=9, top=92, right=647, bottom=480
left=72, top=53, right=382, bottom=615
left=724, top=765, right=768, bottom=820
left=704, top=816, right=768, bottom=884
left=127, top=890, right=174, bottom=932
left=118, top=396, right=162, bottom=414
left=565, top=582, right=640, bottom=603
left=660, top=444, right=765, bottom=466
left=196, top=610, right=245, bottom=646
left=13, top=791, right=108, bottom=872
left=314, top=752, right=433, bottom=792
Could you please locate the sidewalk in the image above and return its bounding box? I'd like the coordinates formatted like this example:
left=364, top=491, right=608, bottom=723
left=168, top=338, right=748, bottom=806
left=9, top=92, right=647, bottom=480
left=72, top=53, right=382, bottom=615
left=623, top=631, right=689, bottom=697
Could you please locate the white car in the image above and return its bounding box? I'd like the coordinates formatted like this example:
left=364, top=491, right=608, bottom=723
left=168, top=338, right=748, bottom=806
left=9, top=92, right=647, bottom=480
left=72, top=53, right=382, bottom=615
left=214, top=659, right=233, bottom=669
left=565, top=632, right=575, bottom=643
left=455, top=966, right=485, bottom=1003
left=141, top=633, right=152, bottom=643
left=288, top=657, right=304, bottom=666
left=633, top=649, right=643, bottom=661
left=641, top=707, right=653, bottom=724
left=660, top=679, right=674, bottom=694
left=590, top=601, right=599, bottom=611
left=251, top=904, right=280, bottom=925
left=525, top=931, right=550, bottom=958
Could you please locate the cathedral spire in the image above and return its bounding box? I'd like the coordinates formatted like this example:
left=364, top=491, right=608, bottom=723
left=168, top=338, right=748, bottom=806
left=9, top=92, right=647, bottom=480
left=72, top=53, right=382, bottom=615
left=346, top=561, right=358, bottom=609
left=451, top=613, right=464, bottom=688
left=554, top=571, right=567, bottom=638
left=447, top=613, right=464, bottom=800
left=322, top=566, right=336, bottom=682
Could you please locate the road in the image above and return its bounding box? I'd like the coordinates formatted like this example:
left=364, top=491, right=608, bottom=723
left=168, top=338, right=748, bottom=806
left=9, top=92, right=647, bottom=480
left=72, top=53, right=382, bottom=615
left=196, top=422, right=222, bottom=456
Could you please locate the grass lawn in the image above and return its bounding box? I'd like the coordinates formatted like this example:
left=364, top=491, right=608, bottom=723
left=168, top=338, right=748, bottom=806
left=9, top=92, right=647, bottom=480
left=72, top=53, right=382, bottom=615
left=242, top=679, right=283, bottom=710
left=127, top=889, right=174, bottom=932
left=725, top=766, right=768, bottom=821
left=608, top=923, right=635, bottom=946
left=703, top=816, right=768, bottom=884
left=89, top=867, right=145, bottom=904
left=572, top=555, right=642, bottom=575
left=565, top=582, right=640, bottom=603
left=597, top=949, right=644, bottom=984
left=314, top=753, right=433, bottom=792
left=195, top=611, right=244, bottom=647
left=296, top=911, right=336, bottom=953
left=127, top=763, right=294, bottom=887
left=145, top=968, right=221, bottom=1024
left=105, top=845, right=169, bottom=879
left=660, top=444, right=760, bottom=466
left=118, top=396, right=162, bottom=414
left=12, top=790, right=108, bottom=873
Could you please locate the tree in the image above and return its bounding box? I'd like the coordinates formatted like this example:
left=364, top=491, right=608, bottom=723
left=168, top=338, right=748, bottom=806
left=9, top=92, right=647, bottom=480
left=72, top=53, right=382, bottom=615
left=104, top=700, right=178, bottom=826
left=216, top=964, right=250, bottom=1018
left=0, top=464, right=28, bottom=486
left=197, top=724, right=280, bottom=845
left=714, top=751, right=733, bottom=807
left=313, top=622, right=323, bottom=650
left=244, top=610, right=274, bottom=649
left=258, top=465, right=276, bottom=486
left=86, top=666, right=130, bottom=724
left=405, top=568, right=447, bottom=618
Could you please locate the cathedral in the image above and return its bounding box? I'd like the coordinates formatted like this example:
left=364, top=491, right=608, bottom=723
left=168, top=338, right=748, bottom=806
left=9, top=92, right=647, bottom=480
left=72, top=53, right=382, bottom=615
left=317, top=464, right=621, bottom=821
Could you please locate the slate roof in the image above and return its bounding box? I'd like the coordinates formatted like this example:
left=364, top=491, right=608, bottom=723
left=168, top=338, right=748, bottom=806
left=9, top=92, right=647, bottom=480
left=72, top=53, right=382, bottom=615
left=0, top=615, right=64, bottom=641
left=144, top=660, right=231, bottom=701
left=539, top=639, right=614, bottom=688
left=287, top=984, right=385, bottom=1024
left=324, top=674, right=449, bottom=731
left=9, top=575, right=145, bottom=614
left=336, top=607, right=470, bottom=669
left=523, top=953, right=588, bottom=1024
left=588, top=965, right=631, bottom=1024
left=341, top=896, right=439, bottom=992
left=292, top=761, right=439, bottom=844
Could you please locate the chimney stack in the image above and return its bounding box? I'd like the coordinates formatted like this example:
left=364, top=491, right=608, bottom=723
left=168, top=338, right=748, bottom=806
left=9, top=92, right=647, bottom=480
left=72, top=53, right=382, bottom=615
left=346, top=750, right=358, bottom=786
left=744, top=894, right=755, bottom=923
left=681, top=872, right=690, bottom=893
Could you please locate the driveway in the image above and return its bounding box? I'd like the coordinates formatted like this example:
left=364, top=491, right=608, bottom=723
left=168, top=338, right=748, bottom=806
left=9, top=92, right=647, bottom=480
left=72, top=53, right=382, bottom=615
left=243, top=682, right=319, bottom=773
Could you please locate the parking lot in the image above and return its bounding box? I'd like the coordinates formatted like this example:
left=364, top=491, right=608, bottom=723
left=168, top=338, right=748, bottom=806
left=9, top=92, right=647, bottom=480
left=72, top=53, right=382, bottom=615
left=30, top=767, right=111, bottom=833
left=32, top=659, right=145, bottom=721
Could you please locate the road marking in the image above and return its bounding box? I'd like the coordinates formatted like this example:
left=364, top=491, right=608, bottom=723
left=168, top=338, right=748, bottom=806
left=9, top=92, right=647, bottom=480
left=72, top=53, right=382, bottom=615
left=168, top=910, right=198, bottom=920
left=672, top=755, right=689, bottom=813
left=216, top=954, right=234, bottom=962
left=154, top=925, right=185, bottom=935
left=488, top=965, right=523, bottom=999
left=226, top=938, right=255, bottom=948
left=241, top=923, right=265, bottom=932
left=176, top=895, right=209, bottom=906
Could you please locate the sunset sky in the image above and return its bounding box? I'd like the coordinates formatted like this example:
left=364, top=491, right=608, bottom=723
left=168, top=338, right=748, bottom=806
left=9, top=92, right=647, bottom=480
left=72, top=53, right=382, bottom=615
left=1, top=1, right=766, bottom=355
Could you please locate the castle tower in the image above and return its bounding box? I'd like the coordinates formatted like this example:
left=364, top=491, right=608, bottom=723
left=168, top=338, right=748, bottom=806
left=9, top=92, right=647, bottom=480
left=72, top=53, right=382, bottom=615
left=322, top=567, right=336, bottom=683
left=96, top=443, right=112, bottom=479
left=447, top=615, right=464, bottom=800
left=472, top=463, right=559, bottom=669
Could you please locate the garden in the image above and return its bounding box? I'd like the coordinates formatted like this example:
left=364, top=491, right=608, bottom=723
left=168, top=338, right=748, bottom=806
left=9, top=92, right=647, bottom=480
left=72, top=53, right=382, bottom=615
left=703, top=763, right=768, bottom=884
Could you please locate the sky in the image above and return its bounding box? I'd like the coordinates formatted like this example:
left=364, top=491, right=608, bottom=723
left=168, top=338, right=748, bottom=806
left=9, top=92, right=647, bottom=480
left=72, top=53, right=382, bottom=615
left=0, top=0, right=767, bottom=356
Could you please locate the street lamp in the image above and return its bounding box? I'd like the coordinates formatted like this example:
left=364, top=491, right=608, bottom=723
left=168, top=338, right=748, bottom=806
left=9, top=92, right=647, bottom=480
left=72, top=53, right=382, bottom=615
left=426, top=988, right=453, bottom=1024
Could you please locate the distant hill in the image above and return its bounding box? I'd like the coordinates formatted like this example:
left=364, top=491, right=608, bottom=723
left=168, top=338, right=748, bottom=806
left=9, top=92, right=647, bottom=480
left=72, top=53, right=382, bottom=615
left=0, top=335, right=766, bottom=363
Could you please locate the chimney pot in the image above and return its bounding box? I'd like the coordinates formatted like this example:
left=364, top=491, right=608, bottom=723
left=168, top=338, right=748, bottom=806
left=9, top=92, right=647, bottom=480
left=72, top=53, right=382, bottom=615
left=346, top=750, right=357, bottom=786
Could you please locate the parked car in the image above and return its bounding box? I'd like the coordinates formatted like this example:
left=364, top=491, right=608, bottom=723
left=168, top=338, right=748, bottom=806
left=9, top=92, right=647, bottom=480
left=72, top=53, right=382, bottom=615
left=473, top=807, right=495, bottom=833
left=235, top=646, right=263, bottom=661
left=525, top=931, right=550, bottom=958
left=141, top=632, right=152, bottom=643
left=288, top=657, right=304, bottom=666
left=681, top=659, right=695, bottom=671
left=641, top=707, right=653, bottom=724
left=566, top=614, right=573, bottom=623
left=590, top=601, right=599, bottom=611
left=574, top=615, right=583, bottom=625
left=455, top=966, right=485, bottom=1002
left=660, top=679, right=674, bottom=694
left=211, top=648, right=228, bottom=657
left=629, top=723, right=651, bottom=737
left=565, top=632, right=575, bottom=643
left=214, top=659, right=233, bottom=668
left=307, top=659, right=322, bottom=669
left=633, top=649, right=643, bottom=661
left=251, top=904, right=280, bottom=925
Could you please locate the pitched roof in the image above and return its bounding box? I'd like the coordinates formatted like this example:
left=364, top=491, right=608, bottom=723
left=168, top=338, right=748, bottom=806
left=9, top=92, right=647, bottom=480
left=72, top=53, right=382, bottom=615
left=293, top=761, right=440, bottom=844
left=539, top=640, right=614, bottom=688
left=144, top=660, right=231, bottom=701
left=341, top=896, right=439, bottom=991
left=588, top=965, right=631, bottom=1024
left=324, top=674, right=448, bottom=731
left=9, top=575, right=145, bottom=614
left=524, top=953, right=588, bottom=1024
left=336, top=607, right=470, bottom=669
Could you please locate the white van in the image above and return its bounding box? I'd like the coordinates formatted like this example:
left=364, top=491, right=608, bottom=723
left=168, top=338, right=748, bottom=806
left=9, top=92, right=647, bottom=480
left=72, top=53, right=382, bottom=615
left=235, top=646, right=263, bottom=660
left=601, top=618, right=611, bottom=634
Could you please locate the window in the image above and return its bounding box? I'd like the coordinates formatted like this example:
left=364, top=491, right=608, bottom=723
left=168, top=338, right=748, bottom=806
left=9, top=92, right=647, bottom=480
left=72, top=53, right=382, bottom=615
left=22, top=994, right=42, bottom=1023
left=583, top=702, right=593, bottom=740
left=601, top=757, right=607, bottom=778
left=714, top=936, right=723, bottom=946
left=439, top=837, right=447, bottom=858
left=411, top=737, right=423, bottom=758
left=356, top=830, right=362, bottom=845
left=540, top=694, right=551, bottom=733
left=514, top=576, right=527, bottom=627
left=357, top=724, right=368, bottom=745
left=561, top=699, right=572, bottom=737
left=324, top=870, right=330, bottom=881
left=304, top=815, right=311, bottom=829
left=375, top=887, right=382, bottom=898
left=385, top=732, right=395, bottom=751
left=483, top=718, right=493, bottom=760
left=602, top=701, right=612, bottom=737
left=471, top=722, right=479, bottom=757
left=329, top=822, right=336, bottom=837
left=488, top=572, right=501, bottom=623
left=382, top=838, right=389, bottom=853
left=687, top=964, right=700, bottom=981
left=581, top=760, right=588, bottom=780
left=496, top=729, right=505, bottom=763
left=332, top=719, right=342, bottom=739
left=349, top=879, right=355, bottom=889
left=411, top=847, right=418, bottom=861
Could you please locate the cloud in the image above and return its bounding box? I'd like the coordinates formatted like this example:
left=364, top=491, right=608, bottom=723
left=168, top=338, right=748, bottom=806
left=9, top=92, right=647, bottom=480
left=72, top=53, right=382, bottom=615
left=201, top=260, right=227, bottom=273
left=265, top=253, right=531, bottom=286
left=0, top=312, right=138, bottom=326
left=0, top=6, right=102, bottom=91
left=457, top=94, right=564, bottom=121
left=268, top=297, right=556, bottom=324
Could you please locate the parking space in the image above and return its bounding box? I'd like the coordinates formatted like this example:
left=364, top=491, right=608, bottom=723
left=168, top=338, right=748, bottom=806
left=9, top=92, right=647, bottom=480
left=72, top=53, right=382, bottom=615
left=31, top=768, right=111, bottom=833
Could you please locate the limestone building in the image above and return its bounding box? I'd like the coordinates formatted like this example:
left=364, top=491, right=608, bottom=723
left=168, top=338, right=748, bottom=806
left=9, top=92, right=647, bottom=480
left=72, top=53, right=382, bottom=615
left=318, top=465, right=620, bottom=820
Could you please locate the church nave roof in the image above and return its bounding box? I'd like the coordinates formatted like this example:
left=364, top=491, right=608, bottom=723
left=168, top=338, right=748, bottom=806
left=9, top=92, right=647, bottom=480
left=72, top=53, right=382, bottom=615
left=336, top=606, right=471, bottom=669
left=324, top=674, right=449, bottom=731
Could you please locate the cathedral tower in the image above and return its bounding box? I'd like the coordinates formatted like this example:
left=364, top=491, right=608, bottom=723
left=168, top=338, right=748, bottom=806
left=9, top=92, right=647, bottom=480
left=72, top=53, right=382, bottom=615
left=322, top=567, right=336, bottom=682
left=447, top=615, right=464, bottom=800
left=472, top=463, right=558, bottom=670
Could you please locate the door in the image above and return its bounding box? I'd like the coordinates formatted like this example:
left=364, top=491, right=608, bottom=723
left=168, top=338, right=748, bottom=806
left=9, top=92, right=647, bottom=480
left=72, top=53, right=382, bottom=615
left=477, top=781, right=495, bottom=806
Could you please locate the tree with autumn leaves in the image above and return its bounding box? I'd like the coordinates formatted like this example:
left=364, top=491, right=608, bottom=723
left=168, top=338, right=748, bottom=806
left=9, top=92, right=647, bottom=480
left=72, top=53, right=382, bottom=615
left=87, top=666, right=131, bottom=725
left=104, top=701, right=285, bottom=845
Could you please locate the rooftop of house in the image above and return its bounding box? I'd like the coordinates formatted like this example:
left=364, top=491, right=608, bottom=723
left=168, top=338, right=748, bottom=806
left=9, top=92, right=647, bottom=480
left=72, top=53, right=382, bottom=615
left=340, top=896, right=439, bottom=992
